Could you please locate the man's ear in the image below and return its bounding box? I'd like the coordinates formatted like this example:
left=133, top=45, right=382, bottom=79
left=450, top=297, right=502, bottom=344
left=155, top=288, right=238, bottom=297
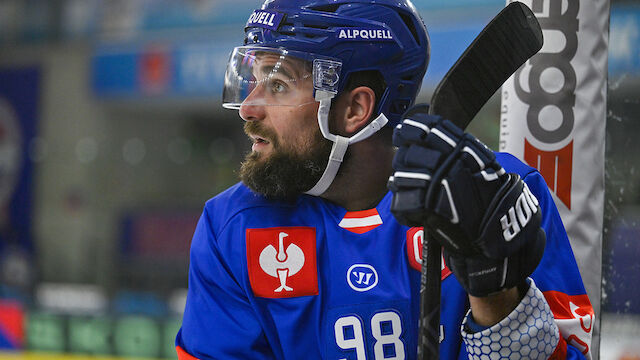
left=342, top=86, right=376, bottom=134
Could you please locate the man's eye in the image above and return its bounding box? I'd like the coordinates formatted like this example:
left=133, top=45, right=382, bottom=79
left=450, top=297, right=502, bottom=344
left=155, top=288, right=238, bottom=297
left=270, top=80, right=287, bottom=94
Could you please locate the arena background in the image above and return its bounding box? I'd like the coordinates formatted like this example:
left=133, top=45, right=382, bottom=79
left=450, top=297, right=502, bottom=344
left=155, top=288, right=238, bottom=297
left=0, top=0, right=638, bottom=359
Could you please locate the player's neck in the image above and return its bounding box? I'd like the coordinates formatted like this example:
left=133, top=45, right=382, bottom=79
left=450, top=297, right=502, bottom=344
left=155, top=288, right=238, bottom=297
left=320, top=138, right=394, bottom=211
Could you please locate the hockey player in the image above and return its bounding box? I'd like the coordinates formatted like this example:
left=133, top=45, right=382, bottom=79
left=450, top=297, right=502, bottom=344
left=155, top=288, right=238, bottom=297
left=176, top=0, right=595, bottom=359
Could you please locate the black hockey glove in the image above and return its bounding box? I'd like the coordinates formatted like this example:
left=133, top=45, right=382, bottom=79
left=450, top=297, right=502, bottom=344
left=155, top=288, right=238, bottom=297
left=388, top=110, right=546, bottom=297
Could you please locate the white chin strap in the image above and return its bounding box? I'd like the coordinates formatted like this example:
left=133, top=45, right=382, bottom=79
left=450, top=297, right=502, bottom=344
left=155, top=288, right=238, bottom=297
left=305, top=90, right=389, bottom=196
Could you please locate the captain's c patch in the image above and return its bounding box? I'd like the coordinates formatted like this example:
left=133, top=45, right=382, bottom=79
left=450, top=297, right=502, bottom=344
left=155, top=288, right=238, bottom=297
left=406, top=227, right=452, bottom=280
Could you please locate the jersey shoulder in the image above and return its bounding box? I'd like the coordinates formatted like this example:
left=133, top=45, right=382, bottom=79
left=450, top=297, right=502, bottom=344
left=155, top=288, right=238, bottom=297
left=203, top=182, right=315, bottom=235
left=495, top=151, right=537, bottom=178
left=494, top=152, right=551, bottom=197
left=205, top=182, right=284, bottom=227
left=206, top=182, right=271, bottom=213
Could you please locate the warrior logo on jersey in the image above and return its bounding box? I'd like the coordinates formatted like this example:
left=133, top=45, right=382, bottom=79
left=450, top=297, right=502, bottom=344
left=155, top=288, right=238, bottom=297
left=406, top=227, right=452, bottom=280
left=246, top=227, right=318, bottom=298
left=346, top=264, right=378, bottom=292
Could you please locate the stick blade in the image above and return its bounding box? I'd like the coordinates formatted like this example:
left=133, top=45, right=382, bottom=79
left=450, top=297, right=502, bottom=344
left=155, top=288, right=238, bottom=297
left=429, top=2, right=543, bottom=129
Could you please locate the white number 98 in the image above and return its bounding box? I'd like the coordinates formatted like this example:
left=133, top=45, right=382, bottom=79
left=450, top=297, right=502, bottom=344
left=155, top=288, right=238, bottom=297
left=334, top=311, right=405, bottom=360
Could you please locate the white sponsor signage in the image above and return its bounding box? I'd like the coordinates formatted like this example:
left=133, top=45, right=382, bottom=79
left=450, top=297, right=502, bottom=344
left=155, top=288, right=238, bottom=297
left=247, top=11, right=277, bottom=27
left=338, top=28, right=394, bottom=41
left=500, top=0, right=609, bottom=358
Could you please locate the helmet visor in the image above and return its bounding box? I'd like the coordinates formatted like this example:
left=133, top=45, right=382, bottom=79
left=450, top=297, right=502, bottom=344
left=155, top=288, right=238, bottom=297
left=222, top=46, right=342, bottom=109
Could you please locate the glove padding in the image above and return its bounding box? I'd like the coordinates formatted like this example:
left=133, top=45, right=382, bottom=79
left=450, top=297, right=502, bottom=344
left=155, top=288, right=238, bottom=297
left=388, top=109, right=546, bottom=296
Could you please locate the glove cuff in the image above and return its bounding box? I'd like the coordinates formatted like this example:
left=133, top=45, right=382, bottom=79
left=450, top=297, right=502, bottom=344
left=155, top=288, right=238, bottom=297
left=461, top=278, right=560, bottom=359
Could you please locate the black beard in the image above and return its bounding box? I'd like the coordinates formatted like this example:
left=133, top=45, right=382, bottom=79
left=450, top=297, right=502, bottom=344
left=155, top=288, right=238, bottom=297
left=239, top=124, right=332, bottom=201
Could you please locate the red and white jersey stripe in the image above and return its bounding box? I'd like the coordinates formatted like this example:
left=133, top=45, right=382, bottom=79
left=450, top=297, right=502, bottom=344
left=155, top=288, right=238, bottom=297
left=338, top=209, right=383, bottom=234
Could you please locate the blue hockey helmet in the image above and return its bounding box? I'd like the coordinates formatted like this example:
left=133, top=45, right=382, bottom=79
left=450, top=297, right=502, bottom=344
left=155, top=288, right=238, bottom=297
left=223, top=0, right=430, bottom=196
left=223, top=0, right=430, bottom=126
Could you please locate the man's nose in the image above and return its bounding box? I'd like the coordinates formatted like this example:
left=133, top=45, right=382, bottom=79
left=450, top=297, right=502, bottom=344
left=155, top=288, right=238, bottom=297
left=239, top=103, right=266, bottom=122
left=239, top=87, right=266, bottom=122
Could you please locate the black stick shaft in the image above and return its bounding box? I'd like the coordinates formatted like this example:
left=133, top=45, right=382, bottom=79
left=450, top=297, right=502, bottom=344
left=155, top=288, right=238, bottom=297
left=419, top=235, right=441, bottom=360
left=417, top=4, right=542, bottom=359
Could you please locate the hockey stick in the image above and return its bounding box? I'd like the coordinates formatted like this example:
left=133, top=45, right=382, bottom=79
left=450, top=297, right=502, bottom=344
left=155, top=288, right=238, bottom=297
left=411, top=2, right=543, bottom=359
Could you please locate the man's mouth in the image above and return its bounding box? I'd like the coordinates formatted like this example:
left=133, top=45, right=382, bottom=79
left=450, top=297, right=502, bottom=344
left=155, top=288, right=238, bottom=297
left=251, top=135, right=270, bottom=145
left=250, top=134, right=271, bottom=151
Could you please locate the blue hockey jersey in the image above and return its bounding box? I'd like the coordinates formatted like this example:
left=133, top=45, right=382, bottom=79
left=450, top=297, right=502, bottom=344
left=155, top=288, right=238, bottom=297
left=176, top=153, right=594, bottom=359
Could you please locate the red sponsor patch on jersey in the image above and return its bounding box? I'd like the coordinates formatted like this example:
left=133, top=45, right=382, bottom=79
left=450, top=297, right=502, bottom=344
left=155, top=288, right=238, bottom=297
left=406, top=227, right=452, bottom=280
left=246, top=227, right=318, bottom=298
left=544, top=290, right=594, bottom=356
left=544, top=291, right=594, bottom=331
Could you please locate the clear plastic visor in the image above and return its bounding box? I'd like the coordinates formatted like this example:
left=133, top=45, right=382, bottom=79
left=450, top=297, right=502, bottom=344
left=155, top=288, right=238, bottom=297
left=222, top=46, right=341, bottom=109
